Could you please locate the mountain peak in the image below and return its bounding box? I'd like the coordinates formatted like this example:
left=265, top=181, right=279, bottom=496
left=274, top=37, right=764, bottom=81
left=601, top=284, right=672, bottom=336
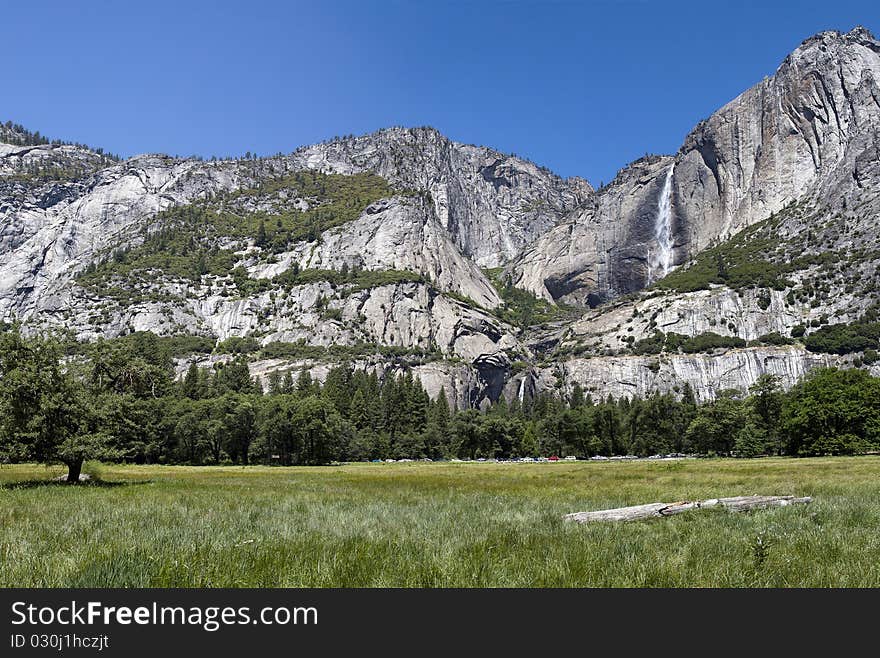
left=846, top=25, right=877, bottom=41
left=794, top=25, right=879, bottom=53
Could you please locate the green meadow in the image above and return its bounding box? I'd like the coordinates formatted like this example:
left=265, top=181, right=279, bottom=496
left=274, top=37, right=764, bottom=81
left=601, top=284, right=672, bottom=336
left=2, top=458, right=880, bottom=587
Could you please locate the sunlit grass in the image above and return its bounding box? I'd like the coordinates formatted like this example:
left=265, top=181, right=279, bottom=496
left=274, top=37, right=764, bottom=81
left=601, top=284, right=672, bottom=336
left=2, top=458, right=880, bottom=587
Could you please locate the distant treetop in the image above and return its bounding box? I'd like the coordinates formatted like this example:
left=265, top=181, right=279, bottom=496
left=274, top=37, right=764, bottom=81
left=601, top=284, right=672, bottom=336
left=0, top=120, right=121, bottom=161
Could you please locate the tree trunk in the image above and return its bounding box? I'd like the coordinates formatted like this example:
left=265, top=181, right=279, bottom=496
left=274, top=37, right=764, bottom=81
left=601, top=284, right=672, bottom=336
left=65, top=458, right=84, bottom=484
left=564, top=495, right=813, bottom=523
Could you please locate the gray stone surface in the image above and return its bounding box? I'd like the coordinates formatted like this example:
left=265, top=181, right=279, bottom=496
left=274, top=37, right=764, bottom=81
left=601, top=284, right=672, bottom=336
left=2, top=27, right=880, bottom=407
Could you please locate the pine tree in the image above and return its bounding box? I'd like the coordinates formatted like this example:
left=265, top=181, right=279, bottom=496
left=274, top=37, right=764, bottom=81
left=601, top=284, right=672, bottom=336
left=323, top=363, right=353, bottom=416
left=520, top=422, right=539, bottom=457
left=488, top=395, right=508, bottom=417
left=427, top=388, right=451, bottom=436
left=281, top=370, right=295, bottom=395
left=348, top=389, right=371, bottom=430
left=570, top=383, right=586, bottom=409
left=255, top=219, right=268, bottom=248
left=380, top=372, right=401, bottom=439
left=182, top=362, right=200, bottom=399
left=296, top=369, right=318, bottom=396
left=266, top=370, right=283, bottom=395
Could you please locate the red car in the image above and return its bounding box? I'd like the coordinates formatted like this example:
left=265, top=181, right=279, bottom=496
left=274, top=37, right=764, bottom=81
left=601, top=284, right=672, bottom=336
left=548, top=455, right=560, bottom=461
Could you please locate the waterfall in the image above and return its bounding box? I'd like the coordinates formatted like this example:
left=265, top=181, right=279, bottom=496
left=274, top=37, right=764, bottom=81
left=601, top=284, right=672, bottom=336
left=648, top=164, right=676, bottom=283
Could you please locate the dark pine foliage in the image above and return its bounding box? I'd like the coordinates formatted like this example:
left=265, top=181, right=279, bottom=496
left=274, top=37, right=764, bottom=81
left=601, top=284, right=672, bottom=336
left=3, top=327, right=880, bottom=468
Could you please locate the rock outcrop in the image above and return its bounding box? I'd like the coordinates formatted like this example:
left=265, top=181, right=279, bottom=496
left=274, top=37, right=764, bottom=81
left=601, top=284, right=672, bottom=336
left=0, top=152, right=267, bottom=320
left=673, top=26, right=880, bottom=251
left=290, top=127, right=594, bottom=267
left=2, top=27, right=880, bottom=408
left=554, top=347, right=847, bottom=404
left=508, top=155, right=674, bottom=305
left=248, top=195, right=502, bottom=309
left=510, top=27, right=880, bottom=305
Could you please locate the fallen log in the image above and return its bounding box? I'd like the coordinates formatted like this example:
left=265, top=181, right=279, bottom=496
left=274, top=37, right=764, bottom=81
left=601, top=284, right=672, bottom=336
left=564, top=495, right=812, bottom=523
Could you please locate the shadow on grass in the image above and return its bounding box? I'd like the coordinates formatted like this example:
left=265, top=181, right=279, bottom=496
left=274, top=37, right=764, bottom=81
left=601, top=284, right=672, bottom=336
left=0, top=478, right=154, bottom=490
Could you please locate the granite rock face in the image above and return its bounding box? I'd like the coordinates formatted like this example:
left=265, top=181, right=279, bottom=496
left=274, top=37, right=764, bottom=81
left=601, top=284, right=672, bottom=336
left=508, top=155, right=674, bottom=305
left=510, top=27, right=880, bottom=304
left=553, top=348, right=847, bottom=404
left=0, top=125, right=588, bottom=330
left=2, top=27, right=880, bottom=407
left=0, top=150, right=271, bottom=320
left=290, top=127, right=594, bottom=267
left=0, top=126, right=554, bottom=405
left=248, top=195, right=502, bottom=309
left=673, top=27, right=880, bottom=251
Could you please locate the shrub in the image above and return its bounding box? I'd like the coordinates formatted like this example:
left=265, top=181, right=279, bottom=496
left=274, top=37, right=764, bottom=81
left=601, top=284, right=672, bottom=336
left=632, top=332, right=665, bottom=355
left=803, top=322, right=880, bottom=355
left=216, top=336, right=260, bottom=354
left=631, top=331, right=747, bottom=355
left=758, top=332, right=794, bottom=346
left=680, top=332, right=746, bottom=353
left=68, top=332, right=215, bottom=360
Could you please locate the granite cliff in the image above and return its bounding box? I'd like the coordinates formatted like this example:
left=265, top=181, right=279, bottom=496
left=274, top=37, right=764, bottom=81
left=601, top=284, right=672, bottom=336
left=2, top=27, right=879, bottom=406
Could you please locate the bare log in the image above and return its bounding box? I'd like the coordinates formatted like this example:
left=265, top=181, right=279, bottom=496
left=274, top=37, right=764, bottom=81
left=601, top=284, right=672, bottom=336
left=564, top=502, right=671, bottom=523
left=713, top=495, right=813, bottom=513
left=564, top=495, right=812, bottom=523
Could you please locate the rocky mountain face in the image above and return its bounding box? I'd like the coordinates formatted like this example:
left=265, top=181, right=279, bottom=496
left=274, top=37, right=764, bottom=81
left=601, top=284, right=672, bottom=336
left=289, top=127, right=595, bottom=267
left=510, top=26, right=880, bottom=304
left=1, top=122, right=587, bottom=404
left=673, top=26, right=880, bottom=249
left=508, top=154, right=674, bottom=306
left=2, top=27, right=880, bottom=407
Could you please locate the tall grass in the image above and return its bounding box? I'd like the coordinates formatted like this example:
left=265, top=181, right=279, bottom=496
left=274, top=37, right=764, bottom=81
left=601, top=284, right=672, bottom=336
left=2, top=458, right=880, bottom=587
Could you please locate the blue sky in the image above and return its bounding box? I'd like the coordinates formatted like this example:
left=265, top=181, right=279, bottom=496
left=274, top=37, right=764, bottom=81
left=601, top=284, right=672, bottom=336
left=5, top=1, right=879, bottom=185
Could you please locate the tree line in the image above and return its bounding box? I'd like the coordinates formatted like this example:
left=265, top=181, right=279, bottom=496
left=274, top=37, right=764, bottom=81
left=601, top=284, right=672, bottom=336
left=2, top=120, right=120, bottom=160
left=1, top=327, right=879, bottom=481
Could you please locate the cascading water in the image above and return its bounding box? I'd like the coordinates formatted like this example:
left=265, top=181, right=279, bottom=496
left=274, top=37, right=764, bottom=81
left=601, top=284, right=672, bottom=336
left=648, top=164, right=676, bottom=283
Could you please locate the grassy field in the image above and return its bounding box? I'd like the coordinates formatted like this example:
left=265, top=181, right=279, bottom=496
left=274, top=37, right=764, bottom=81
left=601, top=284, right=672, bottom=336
left=2, top=458, right=880, bottom=587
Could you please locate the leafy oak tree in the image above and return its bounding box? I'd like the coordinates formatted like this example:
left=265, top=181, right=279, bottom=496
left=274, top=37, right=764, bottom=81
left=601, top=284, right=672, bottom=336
left=0, top=326, right=117, bottom=482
